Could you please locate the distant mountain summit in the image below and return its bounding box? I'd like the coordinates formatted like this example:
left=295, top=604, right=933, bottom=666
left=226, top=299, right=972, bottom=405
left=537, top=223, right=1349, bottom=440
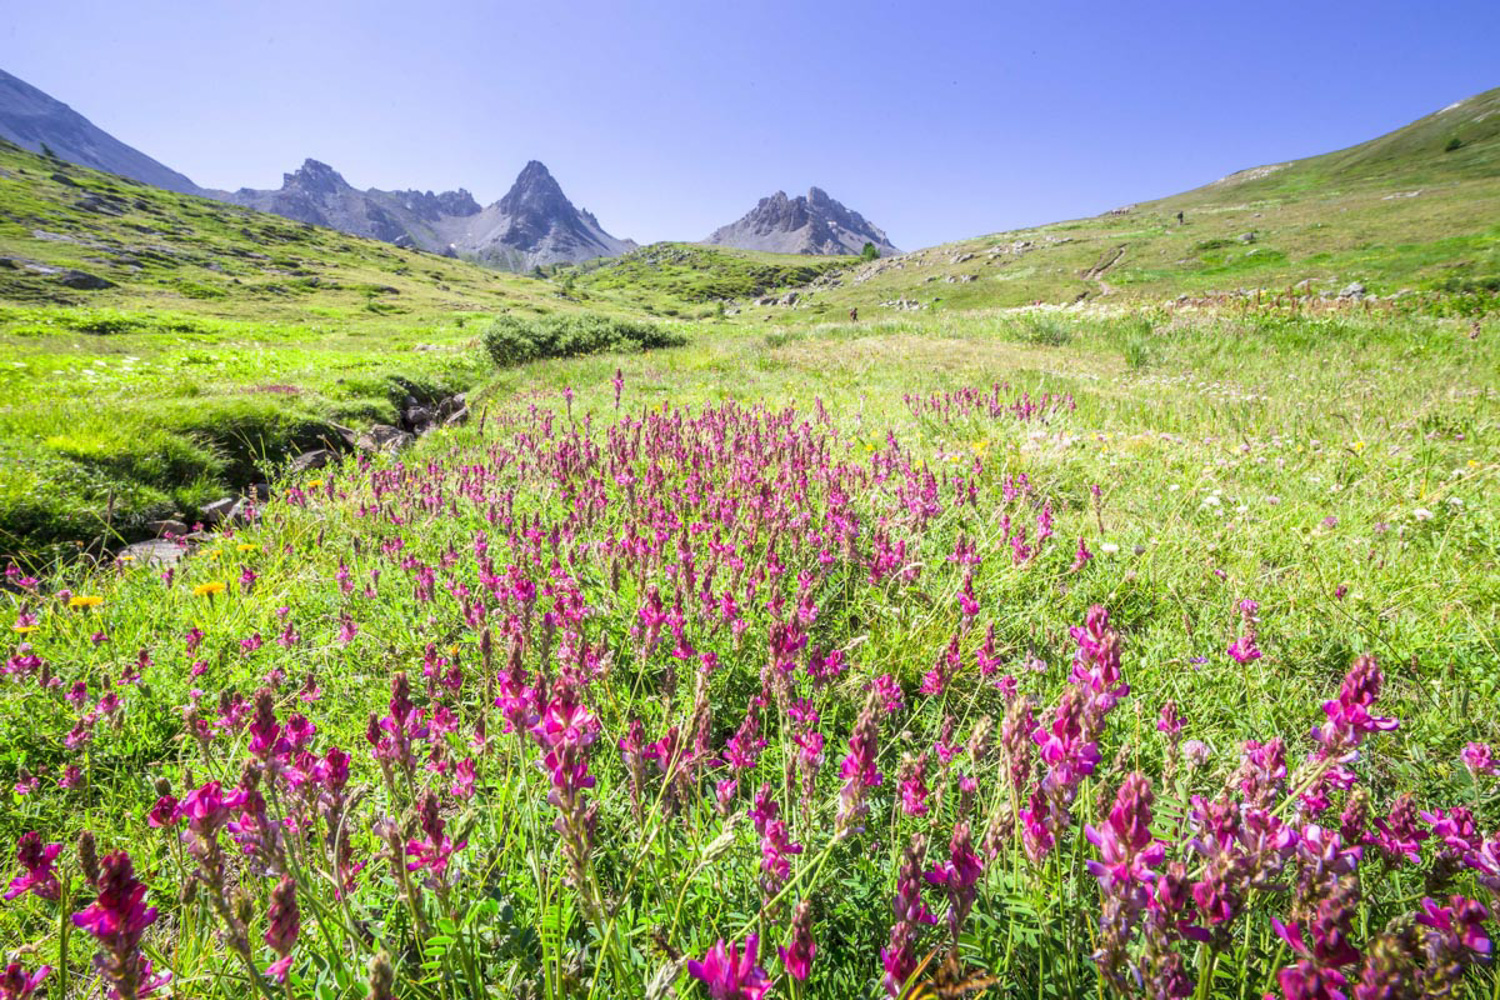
left=224, top=158, right=633, bottom=269
left=0, top=67, right=201, bottom=195
left=448, top=160, right=636, bottom=269
left=222, top=159, right=434, bottom=245
left=705, top=187, right=898, bottom=256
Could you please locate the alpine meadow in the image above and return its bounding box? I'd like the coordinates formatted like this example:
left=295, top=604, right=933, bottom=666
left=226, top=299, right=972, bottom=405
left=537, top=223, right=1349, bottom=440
left=0, top=31, right=1498, bottom=1000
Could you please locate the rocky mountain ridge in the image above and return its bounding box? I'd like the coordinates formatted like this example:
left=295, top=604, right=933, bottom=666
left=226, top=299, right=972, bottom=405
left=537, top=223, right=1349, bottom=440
left=705, top=187, right=899, bottom=256
left=1, top=66, right=898, bottom=268
left=221, top=158, right=634, bottom=269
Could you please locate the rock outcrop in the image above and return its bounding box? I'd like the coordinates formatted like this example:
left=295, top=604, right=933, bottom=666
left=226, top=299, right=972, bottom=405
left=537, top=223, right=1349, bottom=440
left=222, top=159, right=634, bottom=270
left=705, top=187, right=898, bottom=256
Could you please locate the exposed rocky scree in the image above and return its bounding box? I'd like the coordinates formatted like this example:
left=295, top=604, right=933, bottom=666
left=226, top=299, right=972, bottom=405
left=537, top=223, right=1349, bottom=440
left=220, top=158, right=635, bottom=270
left=705, top=187, right=899, bottom=256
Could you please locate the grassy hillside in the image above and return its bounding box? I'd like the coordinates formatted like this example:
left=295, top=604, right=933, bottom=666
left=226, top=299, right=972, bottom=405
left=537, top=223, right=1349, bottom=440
left=0, top=140, right=675, bottom=561
left=4, top=86, right=1499, bottom=560
left=746, top=87, right=1500, bottom=321
left=0, top=141, right=555, bottom=316
left=553, top=241, right=854, bottom=316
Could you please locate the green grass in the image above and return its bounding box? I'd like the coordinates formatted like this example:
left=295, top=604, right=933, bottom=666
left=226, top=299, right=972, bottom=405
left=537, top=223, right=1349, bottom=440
left=0, top=305, right=1495, bottom=998
left=747, top=87, right=1500, bottom=320
left=2, top=83, right=1500, bottom=1000
left=480, top=311, right=687, bottom=367
left=553, top=242, right=854, bottom=316
left=0, top=142, right=680, bottom=560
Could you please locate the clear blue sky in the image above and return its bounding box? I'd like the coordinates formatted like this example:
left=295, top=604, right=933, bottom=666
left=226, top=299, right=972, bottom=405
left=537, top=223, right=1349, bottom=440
left=3, top=0, right=1496, bottom=249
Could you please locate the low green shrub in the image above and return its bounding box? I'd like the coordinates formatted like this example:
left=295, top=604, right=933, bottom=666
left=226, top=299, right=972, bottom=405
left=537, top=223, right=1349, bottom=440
left=481, top=312, right=686, bottom=367
left=1016, top=313, right=1073, bottom=346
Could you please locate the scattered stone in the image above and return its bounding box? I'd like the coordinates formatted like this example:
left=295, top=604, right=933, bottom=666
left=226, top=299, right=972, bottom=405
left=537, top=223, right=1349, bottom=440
left=356, top=424, right=416, bottom=453
left=201, top=498, right=239, bottom=525
left=54, top=269, right=115, bottom=290
left=288, top=450, right=333, bottom=474
left=148, top=519, right=188, bottom=538
left=116, top=539, right=189, bottom=567
left=1237, top=232, right=1257, bottom=244
left=77, top=194, right=126, bottom=216
left=404, top=405, right=434, bottom=432
left=443, top=406, right=470, bottom=428
left=1338, top=282, right=1367, bottom=300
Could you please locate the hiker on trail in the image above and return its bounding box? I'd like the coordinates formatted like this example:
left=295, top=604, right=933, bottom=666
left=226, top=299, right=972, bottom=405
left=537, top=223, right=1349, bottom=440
left=1176, top=211, right=1184, bottom=225
left=849, top=307, right=858, bottom=322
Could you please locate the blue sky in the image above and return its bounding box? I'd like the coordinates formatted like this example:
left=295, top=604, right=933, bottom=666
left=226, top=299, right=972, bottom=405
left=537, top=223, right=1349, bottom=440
left=2, top=0, right=1496, bottom=249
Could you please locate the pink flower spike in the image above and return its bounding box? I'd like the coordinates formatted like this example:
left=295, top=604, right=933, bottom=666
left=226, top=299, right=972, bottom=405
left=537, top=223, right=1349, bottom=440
left=0, top=961, right=51, bottom=998
left=686, top=934, right=771, bottom=999
left=1461, top=741, right=1496, bottom=778
left=5, top=832, right=61, bottom=901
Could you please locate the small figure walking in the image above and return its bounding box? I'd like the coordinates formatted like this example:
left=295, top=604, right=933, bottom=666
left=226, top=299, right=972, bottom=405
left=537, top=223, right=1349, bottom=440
left=849, top=307, right=858, bottom=322
left=1176, top=211, right=1184, bottom=225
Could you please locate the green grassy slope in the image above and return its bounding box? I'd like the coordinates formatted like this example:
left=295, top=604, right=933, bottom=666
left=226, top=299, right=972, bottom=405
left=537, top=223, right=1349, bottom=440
left=0, top=139, right=551, bottom=317
left=0, top=140, right=627, bottom=561
left=750, top=87, right=1500, bottom=321
left=553, top=242, right=855, bottom=317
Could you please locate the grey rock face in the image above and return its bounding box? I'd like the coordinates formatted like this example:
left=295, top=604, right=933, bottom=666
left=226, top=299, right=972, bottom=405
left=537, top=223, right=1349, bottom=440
left=705, top=187, right=898, bottom=256
left=225, top=160, right=413, bottom=244
left=221, top=159, right=634, bottom=270
left=0, top=68, right=202, bottom=194
left=117, top=538, right=191, bottom=567
left=356, top=424, right=416, bottom=453
left=54, top=268, right=115, bottom=290
left=201, top=498, right=239, bottom=525
left=288, top=450, right=334, bottom=474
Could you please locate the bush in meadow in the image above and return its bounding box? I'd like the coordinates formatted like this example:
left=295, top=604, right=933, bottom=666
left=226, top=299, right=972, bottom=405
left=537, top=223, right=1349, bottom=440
left=481, top=311, right=685, bottom=367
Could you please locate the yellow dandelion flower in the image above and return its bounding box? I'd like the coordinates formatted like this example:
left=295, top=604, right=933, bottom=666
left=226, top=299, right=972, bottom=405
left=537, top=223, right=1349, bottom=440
left=1352, top=441, right=1366, bottom=454
left=307, top=479, right=324, bottom=490
left=12, top=624, right=37, bottom=634
left=193, top=581, right=227, bottom=598
left=237, top=543, right=257, bottom=553
left=69, top=595, right=104, bottom=609
left=207, top=550, right=222, bottom=560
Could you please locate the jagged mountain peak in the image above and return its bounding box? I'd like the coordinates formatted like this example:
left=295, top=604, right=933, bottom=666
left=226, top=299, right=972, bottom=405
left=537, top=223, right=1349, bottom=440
left=283, top=158, right=351, bottom=195
left=497, top=160, right=570, bottom=217
left=221, top=154, right=633, bottom=269
left=705, top=187, right=898, bottom=256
